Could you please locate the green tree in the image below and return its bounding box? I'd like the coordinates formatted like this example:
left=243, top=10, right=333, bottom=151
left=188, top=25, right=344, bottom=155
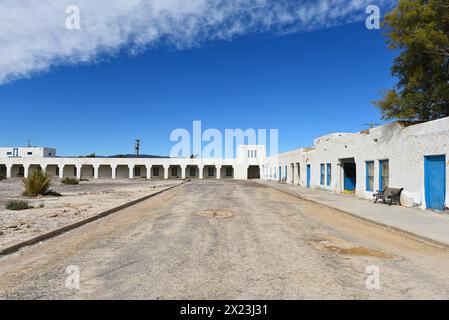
left=374, top=0, right=449, bottom=121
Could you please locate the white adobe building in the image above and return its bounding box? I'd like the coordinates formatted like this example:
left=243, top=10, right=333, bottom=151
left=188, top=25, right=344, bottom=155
left=0, top=117, right=448, bottom=211
left=0, top=145, right=265, bottom=182
left=262, top=117, right=448, bottom=211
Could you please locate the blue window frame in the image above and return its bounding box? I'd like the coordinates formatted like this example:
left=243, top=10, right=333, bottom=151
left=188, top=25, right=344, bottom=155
left=320, top=164, right=325, bottom=185
left=326, top=164, right=331, bottom=186
left=379, top=160, right=389, bottom=191
left=366, top=161, right=374, bottom=191
left=306, top=165, right=311, bottom=188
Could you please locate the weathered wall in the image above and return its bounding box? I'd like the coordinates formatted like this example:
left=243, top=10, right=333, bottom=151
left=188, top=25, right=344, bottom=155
left=263, top=117, right=449, bottom=210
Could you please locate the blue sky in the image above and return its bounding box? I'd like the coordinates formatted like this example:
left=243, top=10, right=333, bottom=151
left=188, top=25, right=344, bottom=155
left=0, top=2, right=397, bottom=157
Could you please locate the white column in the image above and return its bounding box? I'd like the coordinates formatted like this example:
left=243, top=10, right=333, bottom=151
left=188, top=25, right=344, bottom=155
left=6, top=165, right=12, bottom=179
left=111, top=165, right=117, bottom=179
left=181, top=165, right=186, bottom=179
left=42, top=165, right=48, bottom=175
left=146, top=165, right=152, bottom=179
left=129, top=165, right=134, bottom=179
left=93, top=165, right=99, bottom=179
left=198, top=165, right=204, bottom=179
left=76, top=165, right=82, bottom=180
left=58, top=165, right=64, bottom=179
left=164, top=165, right=169, bottom=180
left=216, top=165, right=222, bottom=179
left=291, top=164, right=295, bottom=184
left=24, top=165, right=30, bottom=179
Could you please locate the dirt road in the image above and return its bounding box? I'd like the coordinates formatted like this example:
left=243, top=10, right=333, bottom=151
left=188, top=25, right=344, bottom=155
left=1, top=180, right=449, bottom=299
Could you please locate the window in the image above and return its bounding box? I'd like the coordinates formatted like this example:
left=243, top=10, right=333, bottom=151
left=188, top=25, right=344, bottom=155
left=153, top=167, right=160, bottom=177
left=6, top=152, right=12, bottom=155
left=326, top=164, right=331, bottom=186
left=285, top=166, right=287, bottom=178
left=366, top=161, right=374, bottom=191
left=254, top=150, right=257, bottom=158
left=208, top=167, right=215, bottom=177
left=134, top=167, right=141, bottom=177
left=27, top=152, right=33, bottom=155
left=190, top=167, right=196, bottom=177
left=49, top=153, right=52, bottom=156
left=226, top=167, right=233, bottom=177
left=320, top=164, right=325, bottom=185
left=171, top=167, right=178, bottom=176
left=379, top=160, right=389, bottom=190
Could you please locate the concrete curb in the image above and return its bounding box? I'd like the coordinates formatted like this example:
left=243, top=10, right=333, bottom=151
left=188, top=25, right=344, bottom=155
left=259, top=182, right=449, bottom=251
left=0, top=181, right=187, bottom=257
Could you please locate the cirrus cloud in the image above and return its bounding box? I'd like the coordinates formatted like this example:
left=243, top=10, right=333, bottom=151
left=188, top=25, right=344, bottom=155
left=0, top=0, right=396, bottom=85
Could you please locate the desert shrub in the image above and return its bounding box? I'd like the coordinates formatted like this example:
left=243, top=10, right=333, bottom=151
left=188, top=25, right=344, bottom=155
left=6, top=200, right=32, bottom=211
left=61, top=177, right=79, bottom=185
left=23, top=170, right=51, bottom=197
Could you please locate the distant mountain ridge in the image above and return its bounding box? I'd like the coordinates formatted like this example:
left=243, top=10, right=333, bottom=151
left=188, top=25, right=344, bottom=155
left=108, top=154, right=169, bottom=158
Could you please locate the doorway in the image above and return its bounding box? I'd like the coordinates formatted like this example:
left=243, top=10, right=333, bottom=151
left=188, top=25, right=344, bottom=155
left=342, top=159, right=356, bottom=192
left=247, top=166, right=260, bottom=179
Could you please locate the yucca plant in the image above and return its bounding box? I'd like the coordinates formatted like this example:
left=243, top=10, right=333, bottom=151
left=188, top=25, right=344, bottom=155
left=23, top=170, right=51, bottom=197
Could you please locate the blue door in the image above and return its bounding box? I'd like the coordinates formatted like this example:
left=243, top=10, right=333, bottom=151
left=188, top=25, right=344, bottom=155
left=343, top=163, right=356, bottom=191
left=425, top=155, right=446, bottom=211
left=306, top=165, right=311, bottom=188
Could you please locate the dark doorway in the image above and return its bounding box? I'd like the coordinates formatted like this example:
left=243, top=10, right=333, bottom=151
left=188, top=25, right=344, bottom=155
left=342, top=159, right=356, bottom=192
left=247, top=166, right=260, bottom=179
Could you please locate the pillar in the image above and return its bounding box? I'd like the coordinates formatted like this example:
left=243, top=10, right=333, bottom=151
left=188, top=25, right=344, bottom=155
left=76, top=165, right=82, bottom=180
left=163, top=165, right=169, bottom=180
left=111, top=165, right=117, bottom=179
left=58, top=165, right=64, bottom=179
left=198, top=165, right=204, bottom=179
left=181, top=165, right=186, bottom=179
left=24, top=165, right=30, bottom=179
left=146, top=165, right=152, bottom=179
left=291, top=164, right=295, bottom=184
left=129, top=165, right=134, bottom=179
left=6, top=165, right=11, bottom=179
left=93, top=165, right=99, bottom=179
left=216, top=165, right=222, bottom=179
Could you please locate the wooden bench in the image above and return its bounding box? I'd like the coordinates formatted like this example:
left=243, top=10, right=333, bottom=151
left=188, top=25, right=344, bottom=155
left=373, top=187, right=404, bottom=206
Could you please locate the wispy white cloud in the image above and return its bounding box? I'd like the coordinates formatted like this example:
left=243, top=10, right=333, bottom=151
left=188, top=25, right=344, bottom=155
left=0, top=0, right=395, bottom=84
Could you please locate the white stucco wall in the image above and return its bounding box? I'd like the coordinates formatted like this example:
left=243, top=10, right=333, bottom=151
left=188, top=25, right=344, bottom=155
left=263, top=117, right=449, bottom=209
left=1, top=118, right=447, bottom=210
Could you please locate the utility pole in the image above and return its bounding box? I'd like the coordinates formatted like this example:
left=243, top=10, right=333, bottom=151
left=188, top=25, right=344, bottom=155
left=364, top=123, right=380, bottom=129
left=135, top=139, right=141, bottom=157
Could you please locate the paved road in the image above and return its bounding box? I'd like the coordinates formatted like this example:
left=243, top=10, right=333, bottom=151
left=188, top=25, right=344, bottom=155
left=1, top=180, right=449, bottom=299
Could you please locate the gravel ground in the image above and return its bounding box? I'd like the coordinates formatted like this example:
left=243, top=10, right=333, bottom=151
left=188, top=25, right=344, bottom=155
left=0, top=179, right=181, bottom=249
left=0, top=180, right=449, bottom=299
